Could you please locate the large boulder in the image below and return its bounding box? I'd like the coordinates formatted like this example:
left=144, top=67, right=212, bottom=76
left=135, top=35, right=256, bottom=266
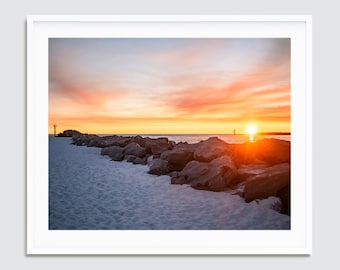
left=148, top=159, right=170, bottom=175
left=100, top=146, right=125, bottom=161
left=233, top=164, right=271, bottom=185
left=131, top=135, right=147, bottom=147
left=171, top=160, right=209, bottom=185
left=161, top=150, right=193, bottom=171
left=124, top=143, right=146, bottom=158
left=243, top=163, right=290, bottom=202
left=193, top=137, right=231, bottom=162
left=171, top=155, right=237, bottom=191
left=160, top=143, right=197, bottom=171
left=231, top=138, right=290, bottom=166
left=191, top=156, right=237, bottom=191
left=145, top=137, right=173, bottom=156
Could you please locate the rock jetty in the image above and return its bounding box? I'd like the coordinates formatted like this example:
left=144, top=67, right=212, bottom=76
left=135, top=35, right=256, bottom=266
left=61, top=130, right=290, bottom=215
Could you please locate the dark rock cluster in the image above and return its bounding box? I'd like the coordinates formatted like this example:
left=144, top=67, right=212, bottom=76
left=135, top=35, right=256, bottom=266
left=64, top=130, right=290, bottom=215
left=57, top=129, right=82, bottom=137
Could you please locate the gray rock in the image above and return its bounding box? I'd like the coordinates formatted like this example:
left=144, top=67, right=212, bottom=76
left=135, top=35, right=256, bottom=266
left=125, top=155, right=137, bottom=163
left=190, top=156, right=237, bottom=191
left=98, top=136, right=118, bottom=148
left=160, top=148, right=194, bottom=171
left=87, top=135, right=102, bottom=147
left=132, top=135, right=150, bottom=148
left=132, top=157, right=148, bottom=165
left=97, top=135, right=133, bottom=148
left=100, top=146, right=125, bottom=161
left=124, top=143, right=146, bottom=158
left=72, top=134, right=90, bottom=146
left=233, top=164, right=270, bottom=185
left=169, top=170, right=187, bottom=184
left=58, top=129, right=82, bottom=137
left=171, top=175, right=189, bottom=185
left=148, top=159, right=170, bottom=175
left=243, top=163, right=290, bottom=202
left=171, top=156, right=237, bottom=191
left=176, top=160, right=209, bottom=183
left=167, top=171, right=180, bottom=178
left=193, top=137, right=231, bottom=162
left=145, top=137, right=173, bottom=156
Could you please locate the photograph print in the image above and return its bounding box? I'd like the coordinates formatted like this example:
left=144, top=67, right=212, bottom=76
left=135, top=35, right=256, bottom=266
left=48, top=38, right=291, bottom=230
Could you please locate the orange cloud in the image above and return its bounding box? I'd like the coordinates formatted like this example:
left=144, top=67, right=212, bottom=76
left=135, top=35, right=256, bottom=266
left=158, top=58, right=290, bottom=125
left=49, top=82, right=126, bottom=108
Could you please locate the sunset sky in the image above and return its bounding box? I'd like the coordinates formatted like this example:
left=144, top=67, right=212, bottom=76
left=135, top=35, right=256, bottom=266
left=49, top=38, right=290, bottom=135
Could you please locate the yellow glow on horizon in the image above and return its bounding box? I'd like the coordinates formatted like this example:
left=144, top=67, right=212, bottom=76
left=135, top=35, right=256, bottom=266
left=49, top=118, right=290, bottom=135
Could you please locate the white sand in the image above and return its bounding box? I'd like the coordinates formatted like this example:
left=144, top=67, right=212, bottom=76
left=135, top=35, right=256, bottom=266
left=49, top=137, right=290, bottom=230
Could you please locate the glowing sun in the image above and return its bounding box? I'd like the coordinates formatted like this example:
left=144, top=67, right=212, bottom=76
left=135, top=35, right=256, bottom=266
left=246, top=124, right=257, bottom=135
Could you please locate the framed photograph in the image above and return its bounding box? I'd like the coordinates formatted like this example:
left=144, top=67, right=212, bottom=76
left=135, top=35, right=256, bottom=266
left=27, top=15, right=312, bottom=254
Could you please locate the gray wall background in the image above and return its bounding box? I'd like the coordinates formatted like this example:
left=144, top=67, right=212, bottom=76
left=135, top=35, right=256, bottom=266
left=0, top=0, right=337, bottom=269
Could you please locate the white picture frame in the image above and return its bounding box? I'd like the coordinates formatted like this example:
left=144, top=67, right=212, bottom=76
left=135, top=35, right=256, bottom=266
left=27, top=15, right=312, bottom=255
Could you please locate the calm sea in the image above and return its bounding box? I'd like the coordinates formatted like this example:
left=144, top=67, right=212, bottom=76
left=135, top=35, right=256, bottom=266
left=99, top=134, right=291, bottom=144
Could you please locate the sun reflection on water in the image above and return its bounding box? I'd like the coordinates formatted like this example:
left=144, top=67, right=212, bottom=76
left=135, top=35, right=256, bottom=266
left=249, top=134, right=255, bottom=142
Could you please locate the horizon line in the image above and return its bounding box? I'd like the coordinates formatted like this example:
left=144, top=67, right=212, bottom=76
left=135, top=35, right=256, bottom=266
left=48, top=132, right=291, bottom=136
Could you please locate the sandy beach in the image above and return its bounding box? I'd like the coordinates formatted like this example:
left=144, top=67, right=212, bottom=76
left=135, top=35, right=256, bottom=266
left=49, top=136, right=290, bottom=230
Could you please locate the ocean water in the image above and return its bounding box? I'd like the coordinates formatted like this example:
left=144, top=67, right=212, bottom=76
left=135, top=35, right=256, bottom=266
left=49, top=136, right=290, bottom=230
left=100, top=134, right=290, bottom=144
